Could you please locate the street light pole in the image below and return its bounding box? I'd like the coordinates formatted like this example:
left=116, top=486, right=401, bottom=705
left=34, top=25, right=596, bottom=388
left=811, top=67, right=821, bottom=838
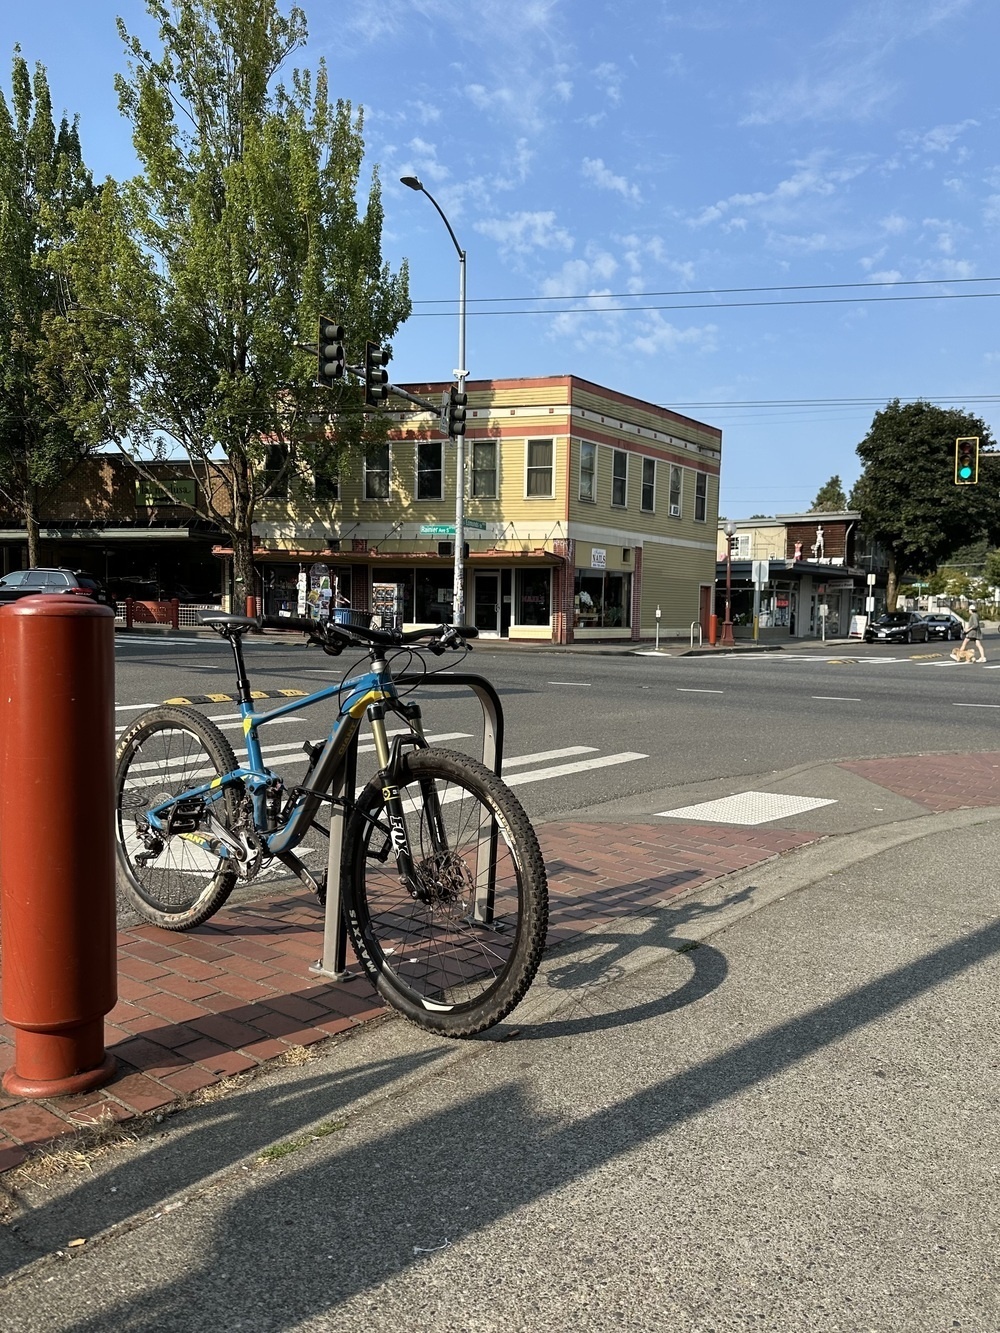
left=721, top=520, right=736, bottom=647
left=400, top=176, right=468, bottom=625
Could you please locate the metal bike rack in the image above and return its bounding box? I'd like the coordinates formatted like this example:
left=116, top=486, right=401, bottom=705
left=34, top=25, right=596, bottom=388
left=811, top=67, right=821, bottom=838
left=689, top=621, right=703, bottom=649
left=310, top=672, right=505, bottom=980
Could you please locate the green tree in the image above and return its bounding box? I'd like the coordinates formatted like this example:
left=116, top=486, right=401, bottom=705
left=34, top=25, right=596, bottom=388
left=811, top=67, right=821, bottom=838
left=58, top=0, right=410, bottom=607
left=0, top=51, right=99, bottom=565
left=809, top=475, right=846, bottom=511
left=851, top=400, right=1000, bottom=609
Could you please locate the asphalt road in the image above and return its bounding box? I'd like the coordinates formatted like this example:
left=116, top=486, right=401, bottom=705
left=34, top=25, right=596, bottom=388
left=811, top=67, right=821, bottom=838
left=113, top=632, right=1000, bottom=824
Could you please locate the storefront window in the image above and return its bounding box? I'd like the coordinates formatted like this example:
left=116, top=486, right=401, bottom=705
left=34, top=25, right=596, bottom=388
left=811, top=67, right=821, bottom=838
left=415, top=571, right=454, bottom=623
left=263, top=564, right=351, bottom=617
left=515, top=569, right=551, bottom=626
left=574, top=570, right=631, bottom=629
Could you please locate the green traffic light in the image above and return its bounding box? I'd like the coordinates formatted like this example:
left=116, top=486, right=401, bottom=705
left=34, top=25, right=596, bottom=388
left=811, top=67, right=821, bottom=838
left=959, top=465, right=973, bottom=479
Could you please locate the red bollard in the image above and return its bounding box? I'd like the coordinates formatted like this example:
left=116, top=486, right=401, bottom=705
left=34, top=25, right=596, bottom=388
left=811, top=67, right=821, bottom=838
left=124, top=596, right=134, bottom=630
left=170, top=597, right=180, bottom=630
left=245, top=594, right=257, bottom=618
left=0, top=597, right=117, bottom=1097
left=708, top=614, right=718, bottom=646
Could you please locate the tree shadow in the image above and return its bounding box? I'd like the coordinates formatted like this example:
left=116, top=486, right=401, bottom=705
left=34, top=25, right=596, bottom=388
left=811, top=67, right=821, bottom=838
left=42, top=911, right=1000, bottom=1331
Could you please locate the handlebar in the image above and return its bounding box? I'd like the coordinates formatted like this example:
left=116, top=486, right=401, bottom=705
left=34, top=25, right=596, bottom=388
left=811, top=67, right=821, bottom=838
left=257, top=614, right=478, bottom=653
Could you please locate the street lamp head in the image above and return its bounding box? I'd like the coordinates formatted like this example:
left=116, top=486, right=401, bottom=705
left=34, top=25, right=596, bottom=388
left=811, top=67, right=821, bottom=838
left=400, top=175, right=424, bottom=192
left=724, top=520, right=734, bottom=537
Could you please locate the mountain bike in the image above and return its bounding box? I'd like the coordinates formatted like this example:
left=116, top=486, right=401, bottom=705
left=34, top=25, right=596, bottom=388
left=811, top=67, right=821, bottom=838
left=114, top=613, right=548, bottom=1037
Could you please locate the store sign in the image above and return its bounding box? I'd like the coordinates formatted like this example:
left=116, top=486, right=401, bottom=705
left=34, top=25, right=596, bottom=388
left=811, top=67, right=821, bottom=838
left=591, top=548, right=606, bottom=569
left=135, top=478, right=196, bottom=508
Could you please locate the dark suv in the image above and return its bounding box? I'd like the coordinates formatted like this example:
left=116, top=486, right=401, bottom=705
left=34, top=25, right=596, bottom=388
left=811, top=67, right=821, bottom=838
left=0, top=568, right=110, bottom=606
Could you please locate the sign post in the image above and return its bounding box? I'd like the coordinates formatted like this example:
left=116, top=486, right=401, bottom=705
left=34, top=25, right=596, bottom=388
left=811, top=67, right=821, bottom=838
left=751, top=559, right=770, bottom=641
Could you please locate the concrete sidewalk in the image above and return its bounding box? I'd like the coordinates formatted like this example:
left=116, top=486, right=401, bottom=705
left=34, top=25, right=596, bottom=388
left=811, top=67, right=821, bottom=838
left=1, top=755, right=999, bottom=1327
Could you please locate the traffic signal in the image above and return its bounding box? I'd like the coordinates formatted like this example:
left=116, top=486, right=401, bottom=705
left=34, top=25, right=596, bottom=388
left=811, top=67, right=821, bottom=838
left=955, top=437, right=979, bottom=485
left=316, top=317, right=345, bottom=386
left=445, top=383, right=467, bottom=438
left=364, top=341, right=390, bottom=407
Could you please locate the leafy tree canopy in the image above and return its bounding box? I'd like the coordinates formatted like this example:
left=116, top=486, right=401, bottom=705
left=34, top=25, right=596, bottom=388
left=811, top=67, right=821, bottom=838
left=851, top=399, right=1000, bottom=607
left=808, top=475, right=846, bottom=511
left=0, top=49, right=98, bottom=563
left=56, top=0, right=410, bottom=603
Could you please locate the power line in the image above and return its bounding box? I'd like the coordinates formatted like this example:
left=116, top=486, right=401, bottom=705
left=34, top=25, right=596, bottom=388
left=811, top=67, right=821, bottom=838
left=662, top=394, right=1000, bottom=410
left=409, top=289, right=1000, bottom=318
left=411, top=273, right=1000, bottom=308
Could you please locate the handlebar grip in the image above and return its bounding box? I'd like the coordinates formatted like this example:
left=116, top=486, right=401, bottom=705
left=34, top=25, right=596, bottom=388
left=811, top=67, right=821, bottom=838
left=449, top=624, right=479, bottom=640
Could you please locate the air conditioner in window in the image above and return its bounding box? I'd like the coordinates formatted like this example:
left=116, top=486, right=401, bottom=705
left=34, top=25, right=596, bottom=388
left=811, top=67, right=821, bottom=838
left=669, top=504, right=681, bottom=517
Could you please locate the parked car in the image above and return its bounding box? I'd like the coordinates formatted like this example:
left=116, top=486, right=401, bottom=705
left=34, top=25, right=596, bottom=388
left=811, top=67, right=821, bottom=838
left=863, top=611, right=930, bottom=644
left=0, top=568, right=110, bottom=606
left=920, top=612, right=965, bottom=641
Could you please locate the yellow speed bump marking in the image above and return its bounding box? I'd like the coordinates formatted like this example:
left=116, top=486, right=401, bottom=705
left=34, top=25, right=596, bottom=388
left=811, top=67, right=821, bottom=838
left=163, top=688, right=310, bottom=705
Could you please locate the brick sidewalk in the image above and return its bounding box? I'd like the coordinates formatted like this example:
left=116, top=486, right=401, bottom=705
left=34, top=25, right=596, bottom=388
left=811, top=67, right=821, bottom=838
left=0, top=819, right=815, bottom=1172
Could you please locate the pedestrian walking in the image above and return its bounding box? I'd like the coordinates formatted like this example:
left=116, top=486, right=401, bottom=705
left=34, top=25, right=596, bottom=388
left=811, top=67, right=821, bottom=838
left=953, top=603, right=987, bottom=663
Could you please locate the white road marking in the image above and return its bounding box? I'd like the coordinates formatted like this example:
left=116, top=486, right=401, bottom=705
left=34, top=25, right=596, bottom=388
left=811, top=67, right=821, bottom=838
left=548, top=681, right=592, bottom=686
left=677, top=688, right=724, bottom=694
left=503, top=752, right=648, bottom=787
left=952, top=702, right=1000, bottom=708
left=811, top=696, right=861, bottom=702
left=502, top=746, right=597, bottom=767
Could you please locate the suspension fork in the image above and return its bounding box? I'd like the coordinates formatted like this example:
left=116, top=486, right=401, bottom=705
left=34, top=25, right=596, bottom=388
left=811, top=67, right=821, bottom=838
left=367, top=701, right=422, bottom=895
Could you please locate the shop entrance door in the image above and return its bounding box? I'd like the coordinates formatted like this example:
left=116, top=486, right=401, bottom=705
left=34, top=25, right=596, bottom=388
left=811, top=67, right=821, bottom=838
left=473, top=571, right=500, bottom=635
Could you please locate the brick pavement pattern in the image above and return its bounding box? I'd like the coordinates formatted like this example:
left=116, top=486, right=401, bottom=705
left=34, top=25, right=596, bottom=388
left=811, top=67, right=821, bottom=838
left=0, top=819, right=816, bottom=1172
left=841, top=751, right=1000, bottom=812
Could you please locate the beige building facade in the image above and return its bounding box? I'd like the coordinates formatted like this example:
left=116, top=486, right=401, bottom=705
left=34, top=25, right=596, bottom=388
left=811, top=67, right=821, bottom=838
left=248, top=375, right=722, bottom=644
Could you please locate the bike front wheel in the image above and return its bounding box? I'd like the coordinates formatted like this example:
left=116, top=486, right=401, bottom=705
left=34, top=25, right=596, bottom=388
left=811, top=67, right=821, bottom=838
left=343, top=748, right=548, bottom=1037
left=115, top=705, right=240, bottom=930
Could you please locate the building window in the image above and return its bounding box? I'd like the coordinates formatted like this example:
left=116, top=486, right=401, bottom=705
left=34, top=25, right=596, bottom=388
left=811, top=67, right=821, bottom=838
left=612, top=450, right=627, bottom=507
left=669, top=465, right=682, bottom=517
left=641, top=457, right=655, bottom=512
left=735, top=533, right=751, bottom=558
left=364, top=442, right=390, bottom=500
left=416, top=571, right=453, bottom=623
left=314, top=467, right=339, bottom=502
left=472, top=440, right=497, bottom=498
left=574, top=570, right=632, bottom=629
left=416, top=441, right=443, bottom=500
left=694, top=472, right=707, bottom=522
left=515, top=569, right=551, bottom=626
left=526, top=438, right=554, bottom=497
left=263, top=444, right=289, bottom=499
left=579, top=441, right=596, bottom=502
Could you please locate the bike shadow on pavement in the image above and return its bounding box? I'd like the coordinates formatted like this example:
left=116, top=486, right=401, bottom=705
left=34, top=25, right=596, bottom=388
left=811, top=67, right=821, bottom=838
left=20, top=904, right=1000, bottom=1333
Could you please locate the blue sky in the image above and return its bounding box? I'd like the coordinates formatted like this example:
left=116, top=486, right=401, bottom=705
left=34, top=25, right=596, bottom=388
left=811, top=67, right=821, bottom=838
left=4, top=0, right=1000, bottom=517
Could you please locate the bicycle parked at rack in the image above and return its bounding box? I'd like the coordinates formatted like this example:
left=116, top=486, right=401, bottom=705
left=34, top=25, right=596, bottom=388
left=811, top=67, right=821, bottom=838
left=114, top=613, right=548, bottom=1037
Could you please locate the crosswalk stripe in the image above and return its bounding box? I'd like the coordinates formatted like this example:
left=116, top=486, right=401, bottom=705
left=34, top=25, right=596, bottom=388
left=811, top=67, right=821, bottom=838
left=502, top=752, right=648, bottom=787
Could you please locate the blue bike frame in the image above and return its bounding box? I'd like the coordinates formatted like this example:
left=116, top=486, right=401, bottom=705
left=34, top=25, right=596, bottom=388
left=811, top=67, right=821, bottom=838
left=145, top=661, right=401, bottom=861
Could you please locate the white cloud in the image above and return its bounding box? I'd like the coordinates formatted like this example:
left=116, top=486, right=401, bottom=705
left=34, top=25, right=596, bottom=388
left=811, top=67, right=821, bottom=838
left=630, top=314, right=717, bottom=358
left=742, top=0, right=976, bottom=125
left=880, top=213, right=909, bottom=234
left=898, top=119, right=979, bottom=160
left=475, top=211, right=575, bottom=257
left=581, top=157, right=641, bottom=202
left=592, top=62, right=623, bottom=106
left=689, top=157, right=866, bottom=228
left=867, top=270, right=903, bottom=284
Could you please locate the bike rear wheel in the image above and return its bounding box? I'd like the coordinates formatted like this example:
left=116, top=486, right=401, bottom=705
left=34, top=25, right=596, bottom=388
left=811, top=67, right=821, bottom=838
left=343, top=748, right=548, bottom=1037
left=115, top=705, right=240, bottom=930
